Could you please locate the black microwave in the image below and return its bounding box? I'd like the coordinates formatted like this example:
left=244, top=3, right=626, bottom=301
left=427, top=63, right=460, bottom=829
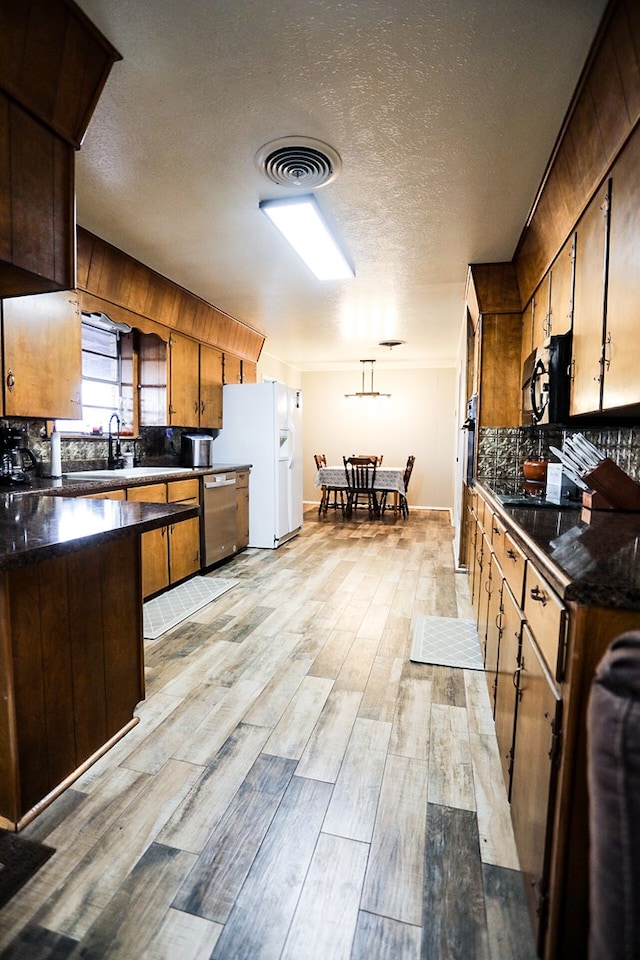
left=522, top=332, right=572, bottom=425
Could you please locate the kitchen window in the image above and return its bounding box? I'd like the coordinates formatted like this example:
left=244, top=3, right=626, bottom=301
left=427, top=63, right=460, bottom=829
left=56, top=317, right=134, bottom=434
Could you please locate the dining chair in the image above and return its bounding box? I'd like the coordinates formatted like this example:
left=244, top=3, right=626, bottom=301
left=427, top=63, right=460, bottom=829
left=353, top=454, right=383, bottom=465
left=380, top=454, right=415, bottom=517
left=398, top=455, right=415, bottom=517
left=315, top=453, right=344, bottom=515
left=343, top=456, right=380, bottom=518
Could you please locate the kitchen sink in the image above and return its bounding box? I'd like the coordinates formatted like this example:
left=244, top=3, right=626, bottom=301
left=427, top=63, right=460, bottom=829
left=64, top=467, right=190, bottom=480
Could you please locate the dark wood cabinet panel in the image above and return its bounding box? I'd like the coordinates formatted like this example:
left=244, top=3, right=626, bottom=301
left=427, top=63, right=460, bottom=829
left=0, top=0, right=121, bottom=149
left=0, top=536, right=143, bottom=828
left=515, top=0, right=640, bottom=306
left=77, top=228, right=265, bottom=362
left=0, top=1, right=120, bottom=296
left=0, top=96, right=74, bottom=296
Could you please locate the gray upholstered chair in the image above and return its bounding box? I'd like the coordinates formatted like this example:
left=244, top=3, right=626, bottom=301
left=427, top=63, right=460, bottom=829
left=587, top=630, right=640, bottom=960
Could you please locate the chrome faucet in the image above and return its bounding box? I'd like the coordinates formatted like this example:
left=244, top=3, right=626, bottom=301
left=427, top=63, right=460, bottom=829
left=108, top=413, right=124, bottom=469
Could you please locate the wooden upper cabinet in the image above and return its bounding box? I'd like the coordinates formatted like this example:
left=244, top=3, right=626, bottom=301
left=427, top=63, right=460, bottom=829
left=570, top=181, right=610, bottom=416
left=548, top=233, right=575, bottom=339
left=603, top=128, right=640, bottom=411
left=199, top=344, right=223, bottom=428
left=223, top=353, right=242, bottom=385
left=2, top=290, right=81, bottom=418
left=241, top=360, right=257, bottom=383
left=0, top=97, right=75, bottom=297
left=0, top=1, right=120, bottom=298
left=138, top=331, right=168, bottom=427
left=169, top=332, right=199, bottom=427
left=478, top=313, right=522, bottom=428
left=531, top=272, right=550, bottom=349
left=0, top=0, right=121, bottom=149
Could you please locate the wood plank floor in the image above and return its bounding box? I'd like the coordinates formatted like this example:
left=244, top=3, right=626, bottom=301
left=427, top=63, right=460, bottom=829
left=0, top=504, right=537, bottom=960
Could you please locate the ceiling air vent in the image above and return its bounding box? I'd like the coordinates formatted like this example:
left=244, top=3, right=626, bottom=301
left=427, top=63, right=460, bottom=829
left=256, top=137, right=341, bottom=188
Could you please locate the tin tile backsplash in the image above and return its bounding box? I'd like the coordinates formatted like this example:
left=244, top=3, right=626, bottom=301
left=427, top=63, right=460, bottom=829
left=478, top=425, right=640, bottom=483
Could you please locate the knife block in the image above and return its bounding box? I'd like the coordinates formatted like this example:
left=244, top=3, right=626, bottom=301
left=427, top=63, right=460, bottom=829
left=582, top=458, right=640, bottom=511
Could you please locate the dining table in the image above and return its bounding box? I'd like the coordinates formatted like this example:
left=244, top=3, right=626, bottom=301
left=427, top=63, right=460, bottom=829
left=315, top=464, right=407, bottom=507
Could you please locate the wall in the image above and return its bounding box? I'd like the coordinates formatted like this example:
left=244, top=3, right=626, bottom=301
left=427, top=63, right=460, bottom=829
left=301, top=367, right=457, bottom=509
left=256, top=352, right=302, bottom=388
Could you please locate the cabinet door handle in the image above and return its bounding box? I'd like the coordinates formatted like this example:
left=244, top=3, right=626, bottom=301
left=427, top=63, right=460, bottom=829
left=200, top=400, right=205, bottom=414
left=530, top=585, right=547, bottom=605
left=603, top=331, right=612, bottom=371
left=194, top=401, right=199, bottom=414
left=6, top=369, right=15, bottom=391
left=506, top=549, right=517, bottom=560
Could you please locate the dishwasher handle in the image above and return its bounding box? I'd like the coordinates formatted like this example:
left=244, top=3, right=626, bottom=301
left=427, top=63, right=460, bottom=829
left=204, top=476, right=236, bottom=488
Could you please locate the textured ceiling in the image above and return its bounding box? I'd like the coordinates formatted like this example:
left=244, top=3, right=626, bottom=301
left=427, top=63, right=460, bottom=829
left=74, top=0, right=609, bottom=371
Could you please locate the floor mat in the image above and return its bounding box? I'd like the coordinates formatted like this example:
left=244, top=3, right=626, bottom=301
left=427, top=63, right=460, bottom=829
left=410, top=615, right=483, bottom=670
left=143, top=577, right=239, bottom=640
left=0, top=831, right=55, bottom=908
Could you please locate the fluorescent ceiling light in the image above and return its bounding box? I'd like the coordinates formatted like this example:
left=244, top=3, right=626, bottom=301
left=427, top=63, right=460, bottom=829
left=259, top=195, right=354, bottom=281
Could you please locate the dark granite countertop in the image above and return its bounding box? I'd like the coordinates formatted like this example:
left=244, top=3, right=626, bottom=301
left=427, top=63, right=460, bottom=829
left=0, top=494, right=200, bottom=572
left=0, top=463, right=251, bottom=498
left=476, top=481, right=640, bottom=610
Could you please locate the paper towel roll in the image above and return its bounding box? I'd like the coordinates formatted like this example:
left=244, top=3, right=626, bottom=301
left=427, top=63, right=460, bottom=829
left=50, top=430, right=62, bottom=478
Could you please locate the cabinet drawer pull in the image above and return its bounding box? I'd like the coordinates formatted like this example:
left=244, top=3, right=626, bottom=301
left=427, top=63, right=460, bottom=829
left=530, top=585, right=547, bottom=605
left=493, top=526, right=501, bottom=537
left=506, top=549, right=517, bottom=560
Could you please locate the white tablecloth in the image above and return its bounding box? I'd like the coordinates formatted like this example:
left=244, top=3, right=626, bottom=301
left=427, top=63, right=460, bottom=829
left=316, top=466, right=406, bottom=496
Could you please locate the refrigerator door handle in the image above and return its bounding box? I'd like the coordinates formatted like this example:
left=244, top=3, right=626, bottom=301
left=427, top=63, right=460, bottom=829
left=288, top=416, right=295, bottom=469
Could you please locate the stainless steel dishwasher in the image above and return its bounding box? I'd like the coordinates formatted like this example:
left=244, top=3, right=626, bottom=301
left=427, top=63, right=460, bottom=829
left=203, top=472, right=237, bottom=566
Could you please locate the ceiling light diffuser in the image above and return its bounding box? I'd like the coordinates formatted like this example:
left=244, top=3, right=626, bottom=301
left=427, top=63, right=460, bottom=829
left=259, top=195, right=354, bottom=281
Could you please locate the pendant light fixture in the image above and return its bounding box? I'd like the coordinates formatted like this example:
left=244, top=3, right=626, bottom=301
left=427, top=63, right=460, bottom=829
left=344, top=360, right=391, bottom=399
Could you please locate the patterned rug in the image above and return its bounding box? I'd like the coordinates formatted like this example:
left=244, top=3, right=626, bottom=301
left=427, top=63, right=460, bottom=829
left=410, top=615, right=483, bottom=670
left=0, top=831, right=55, bottom=908
left=143, top=577, right=239, bottom=640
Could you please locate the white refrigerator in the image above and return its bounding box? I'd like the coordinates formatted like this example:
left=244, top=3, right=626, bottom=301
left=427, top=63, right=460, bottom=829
left=213, top=381, right=303, bottom=548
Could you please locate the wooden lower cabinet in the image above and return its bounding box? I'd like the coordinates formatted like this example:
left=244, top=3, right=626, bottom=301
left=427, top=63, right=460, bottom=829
left=469, top=485, right=640, bottom=959
left=0, top=536, right=143, bottom=829
left=126, top=483, right=170, bottom=597
left=511, top=626, right=562, bottom=955
left=236, top=468, right=249, bottom=550
left=127, top=479, right=200, bottom=597
left=493, top=580, right=523, bottom=797
left=167, top=479, right=200, bottom=583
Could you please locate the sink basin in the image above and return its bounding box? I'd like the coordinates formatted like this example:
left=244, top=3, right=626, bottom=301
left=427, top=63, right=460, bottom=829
left=64, top=467, right=190, bottom=480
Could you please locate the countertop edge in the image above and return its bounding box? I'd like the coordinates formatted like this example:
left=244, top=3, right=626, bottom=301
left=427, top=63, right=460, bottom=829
left=9, top=464, right=252, bottom=498
left=0, top=499, right=200, bottom=573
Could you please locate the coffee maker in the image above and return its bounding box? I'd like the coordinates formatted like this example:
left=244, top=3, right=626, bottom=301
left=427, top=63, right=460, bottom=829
left=0, top=426, right=38, bottom=486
